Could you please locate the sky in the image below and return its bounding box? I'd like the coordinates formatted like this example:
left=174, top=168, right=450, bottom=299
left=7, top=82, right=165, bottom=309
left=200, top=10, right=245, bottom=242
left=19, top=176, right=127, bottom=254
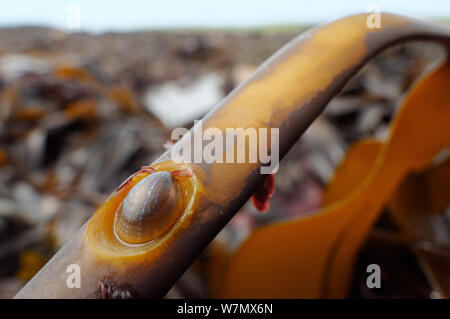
left=0, top=0, right=449, bottom=32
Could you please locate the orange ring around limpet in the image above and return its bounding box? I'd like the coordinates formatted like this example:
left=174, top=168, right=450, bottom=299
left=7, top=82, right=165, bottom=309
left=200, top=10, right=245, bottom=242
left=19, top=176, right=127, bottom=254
left=86, top=161, right=198, bottom=262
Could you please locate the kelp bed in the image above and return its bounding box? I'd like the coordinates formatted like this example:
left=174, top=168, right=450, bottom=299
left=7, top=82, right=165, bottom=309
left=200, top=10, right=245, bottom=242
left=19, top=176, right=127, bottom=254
left=0, top=26, right=447, bottom=298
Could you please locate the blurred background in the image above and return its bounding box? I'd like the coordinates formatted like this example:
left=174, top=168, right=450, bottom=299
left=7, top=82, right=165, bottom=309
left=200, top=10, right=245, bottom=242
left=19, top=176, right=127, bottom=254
left=0, top=1, right=449, bottom=298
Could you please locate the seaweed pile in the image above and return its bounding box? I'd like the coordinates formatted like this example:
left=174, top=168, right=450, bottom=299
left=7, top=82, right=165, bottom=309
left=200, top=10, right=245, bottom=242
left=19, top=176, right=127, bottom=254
left=0, top=26, right=445, bottom=298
